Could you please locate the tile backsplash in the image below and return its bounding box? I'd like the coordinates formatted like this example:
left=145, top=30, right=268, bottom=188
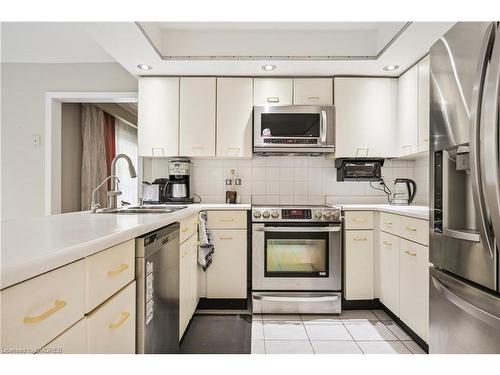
left=142, top=155, right=429, bottom=206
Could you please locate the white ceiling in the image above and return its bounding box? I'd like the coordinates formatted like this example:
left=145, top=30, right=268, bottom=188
left=1, top=21, right=456, bottom=77
left=1, top=22, right=115, bottom=63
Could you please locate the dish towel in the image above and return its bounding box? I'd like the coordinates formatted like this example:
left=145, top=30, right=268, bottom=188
left=197, top=211, right=214, bottom=271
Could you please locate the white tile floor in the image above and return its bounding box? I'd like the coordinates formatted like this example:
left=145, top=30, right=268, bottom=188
left=251, top=310, right=426, bottom=354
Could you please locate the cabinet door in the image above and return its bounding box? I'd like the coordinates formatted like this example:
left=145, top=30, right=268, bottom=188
left=179, top=237, right=190, bottom=340
left=206, top=229, right=247, bottom=298
left=138, top=77, right=179, bottom=157
left=253, top=78, right=293, bottom=106
left=418, top=55, right=430, bottom=152
left=179, top=77, right=216, bottom=157
left=399, top=239, right=429, bottom=340
left=40, top=318, right=87, bottom=354
left=293, top=78, right=333, bottom=105
left=379, top=232, right=400, bottom=315
left=334, top=78, right=398, bottom=157
left=86, top=281, right=135, bottom=354
left=216, top=78, right=253, bottom=158
left=189, top=238, right=199, bottom=316
left=398, top=65, right=419, bottom=156
left=345, top=230, right=374, bottom=300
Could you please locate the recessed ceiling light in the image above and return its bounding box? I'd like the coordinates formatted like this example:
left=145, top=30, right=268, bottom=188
left=262, top=64, right=276, bottom=71
left=383, top=64, right=399, bottom=72
left=137, top=64, right=152, bottom=71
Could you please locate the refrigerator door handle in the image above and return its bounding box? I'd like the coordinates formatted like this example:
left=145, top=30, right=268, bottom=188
left=480, top=25, right=500, bottom=251
left=431, top=274, right=500, bottom=329
left=469, top=22, right=496, bottom=259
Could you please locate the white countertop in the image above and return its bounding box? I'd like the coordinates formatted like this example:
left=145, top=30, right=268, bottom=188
left=0, top=203, right=250, bottom=290
left=339, top=204, right=429, bottom=220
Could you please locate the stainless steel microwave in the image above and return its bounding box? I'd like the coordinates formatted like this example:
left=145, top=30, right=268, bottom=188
left=253, top=105, right=335, bottom=154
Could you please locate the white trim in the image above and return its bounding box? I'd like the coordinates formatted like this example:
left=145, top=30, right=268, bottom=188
left=45, top=91, right=138, bottom=216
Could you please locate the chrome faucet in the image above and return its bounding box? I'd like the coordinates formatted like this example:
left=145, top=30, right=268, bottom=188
left=107, top=154, right=137, bottom=209
left=90, top=153, right=137, bottom=213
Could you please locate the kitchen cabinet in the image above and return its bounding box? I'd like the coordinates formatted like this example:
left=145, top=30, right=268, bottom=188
left=379, top=231, right=400, bottom=315
left=254, top=78, right=293, bottom=106
left=40, top=319, right=87, bottom=354
left=334, top=77, right=398, bottom=157
left=398, top=65, right=419, bottom=156
left=399, top=238, right=429, bottom=340
left=216, top=78, right=253, bottom=158
left=86, top=281, right=136, bottom=354
left=180, top=233, right=199, bottom=340
left=293, top=78, right=333, bottom=105
left=138, top=77, right=179, bottom=157
left=206, top=229, right=247, bottom=298
left=179, top=77, right=216, bottom=157
left=418, top=55, right=430, bottom=152
left=344, top=230, right=374, bottom=300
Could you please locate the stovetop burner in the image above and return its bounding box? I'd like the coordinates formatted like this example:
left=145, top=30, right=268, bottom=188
left=251, top=205, right=341, bottom=223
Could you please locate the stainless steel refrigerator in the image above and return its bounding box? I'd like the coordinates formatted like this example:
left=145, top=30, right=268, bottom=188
left=430, top=22, right=500, bottom=354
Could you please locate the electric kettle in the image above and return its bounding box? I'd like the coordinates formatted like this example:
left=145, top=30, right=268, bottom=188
left=390, top=178, right=417, bottom=205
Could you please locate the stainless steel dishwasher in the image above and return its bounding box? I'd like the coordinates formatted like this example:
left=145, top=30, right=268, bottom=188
left=136, top=223, right=180, bottom=354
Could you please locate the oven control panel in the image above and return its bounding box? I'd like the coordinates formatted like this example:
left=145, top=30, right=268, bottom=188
left=252, top=206, right=341, bottom=222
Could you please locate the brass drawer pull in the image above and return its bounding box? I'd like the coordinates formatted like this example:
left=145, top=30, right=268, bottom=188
left=383, top=241, right=393, bottom=246
left=384, top=221, right=393, bottom=225
left=405, top=250, right=417, bottom=257
left=23, top=300, right=66, bottom=324
left=405, top=226, right=417, bottom=232
left=181, top=227, right=190, bottom=232
left=109, top=312, right=130, bottom=329
left=219, top=218, right=234, bottom=222
left=353, top=218, right=366, bottom=222
left=219, top=236, right=233, bottom=240
left=107, top=263, right=129, bottom=277
left=353, top=237, right=368, bottom=241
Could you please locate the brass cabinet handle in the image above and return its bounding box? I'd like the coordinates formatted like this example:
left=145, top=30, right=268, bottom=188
left=23, top=300, right=66, bottom=324
left=384, top=221, right=393, bottom=225
left=192, top=146, right=204, bottom=149
left=405, top=250, right=417, bottom=257
left=353, top=237, right=368, bottom=241
left=405, top=226, right=417, bottom=232
left=181, top=227, right=190, bottom=232
left=353, top=218, right=366, bottom=222
left=109, top=312, right=130, bottom=329
left=219, top=236, right=233, bottom=240
left=107, top=263, right=129, bottom=277
left=267, top=97, right=279, bottom=103
left=307, top=96, right=320, bottom=101
left=383, top=241, right=393, bottom=246
left=219, top=218, right=234, bottom=222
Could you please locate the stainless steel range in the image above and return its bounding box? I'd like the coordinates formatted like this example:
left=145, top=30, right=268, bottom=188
left=252, top=205, right=342, bottom=314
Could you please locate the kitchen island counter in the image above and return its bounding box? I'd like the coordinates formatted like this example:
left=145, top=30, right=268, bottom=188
left=1, top=203, right=250, bottom=290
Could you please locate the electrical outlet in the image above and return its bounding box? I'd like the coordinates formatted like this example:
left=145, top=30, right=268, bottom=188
left=32, top=135, right=41, bottom=147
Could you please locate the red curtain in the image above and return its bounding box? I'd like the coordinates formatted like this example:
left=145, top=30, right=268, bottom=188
left=103, top=112, right=116, bottom=189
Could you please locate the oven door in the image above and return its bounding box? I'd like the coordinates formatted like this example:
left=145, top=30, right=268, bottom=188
left=252, top=223, right=341, bottom=291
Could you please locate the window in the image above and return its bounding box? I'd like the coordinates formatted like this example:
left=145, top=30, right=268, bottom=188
left=115, top=119, right=138, bottom=206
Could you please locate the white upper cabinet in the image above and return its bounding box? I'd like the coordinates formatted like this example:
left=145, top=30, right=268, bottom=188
left=253, top=78, right=293, bottom=106
left=138, top=77, right=179, bottom=157
left=216, top=78, right=253, bottom=158
left=418, top=55, right=430, bottom=152
left=334, top=77, right=398, bottom=157
left=179, top=77, right=216, bottom=157
left=293, top=78, right=333, bottom=105
left=398, top=65, right=419, bottom=156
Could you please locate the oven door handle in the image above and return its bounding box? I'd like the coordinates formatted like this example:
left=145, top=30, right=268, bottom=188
left=320, top=110, right=327, bottom=143
left=254, top=226, right=341, bottom=233
left=253, top=294, right=340, bottom=303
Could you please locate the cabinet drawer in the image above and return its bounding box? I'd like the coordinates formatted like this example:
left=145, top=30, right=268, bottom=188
left=39, top=318, right=87, bottom=354
left=379, top=232, right=400, bottom=316
left=206, top=229, right=247, bottom=298
left=399, top=216, right=428, bottom=245
left=399, top=239, right=429, bottom=340
left=207, top=210, right=247, bottom=229
left=85, top=240, right=135, bottom=313
left=344, top=211, right=374, bottom=230
left=1, top=260, right=85, bottom=351
left=180, top=213, right=199, bottom=244
left=345, top=230, right=374, bottom=300
left=380, top=212, right=400, bottom=236
left=87, top=281, right=136, bottom=354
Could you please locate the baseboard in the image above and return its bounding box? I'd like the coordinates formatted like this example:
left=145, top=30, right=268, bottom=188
left=197, top=298, right=248, bottom=310
left=378, top=301, right=429, bottom=353
left=342, top=298, right=383, bottom=310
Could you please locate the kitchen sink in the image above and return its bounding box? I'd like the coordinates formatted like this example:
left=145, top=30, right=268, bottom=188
left=95, top=205, right=188, bottom=214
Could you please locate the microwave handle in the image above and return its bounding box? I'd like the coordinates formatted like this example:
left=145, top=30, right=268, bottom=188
left=320, top=110, right=327, bottom=143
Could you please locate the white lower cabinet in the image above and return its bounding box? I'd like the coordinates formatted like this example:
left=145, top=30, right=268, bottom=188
left=379, top=231, right=400, bottom=316
left=399, top=239, right=429, bottom=340
left=40, top=318, right=87, bottom=354
left=86, top=281, right=136, bottom=354
left=180, top=233, right=199, bottom=340
left=344, top=230, right=374, bottom=300
left=206, top=229, right=247, bottom=298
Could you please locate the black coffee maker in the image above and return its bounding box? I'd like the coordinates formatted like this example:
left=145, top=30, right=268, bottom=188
left=166, top=159, right=194, bottom=204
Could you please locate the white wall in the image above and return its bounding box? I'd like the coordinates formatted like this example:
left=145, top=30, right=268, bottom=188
left=143, top=156, right=423, bottom=206
left=1, top=63, right=137, bottom=220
